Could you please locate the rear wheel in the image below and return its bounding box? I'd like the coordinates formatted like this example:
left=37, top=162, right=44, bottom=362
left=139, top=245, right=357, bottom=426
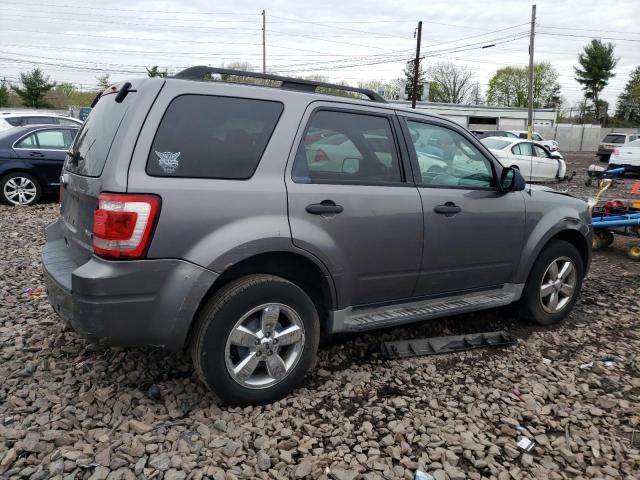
left=190, top=274, right=320, bottom=406
left=0, top=172, right=41, bottom=206
left=519, top=240, right=584, bottom=325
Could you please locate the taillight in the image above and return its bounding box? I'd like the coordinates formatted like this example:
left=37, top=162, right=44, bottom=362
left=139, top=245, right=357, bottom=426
left=314, top=149, right=330, bottom=163
left=92, top=193, right=160, bottom=259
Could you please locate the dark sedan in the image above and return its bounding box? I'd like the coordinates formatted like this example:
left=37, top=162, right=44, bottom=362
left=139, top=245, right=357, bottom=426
left=0, top=125, right=79, bottom=205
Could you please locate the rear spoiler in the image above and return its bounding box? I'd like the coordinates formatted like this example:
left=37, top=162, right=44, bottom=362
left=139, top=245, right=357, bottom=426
left=91, top=82, right=135, bottom=107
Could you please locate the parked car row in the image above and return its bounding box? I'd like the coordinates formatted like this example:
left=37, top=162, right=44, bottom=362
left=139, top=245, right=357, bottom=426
left=0, top=112, right=83, bottom=205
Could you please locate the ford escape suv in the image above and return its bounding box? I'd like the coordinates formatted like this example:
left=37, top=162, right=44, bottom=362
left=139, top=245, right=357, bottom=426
left=42, top=67, right=591, bottom=406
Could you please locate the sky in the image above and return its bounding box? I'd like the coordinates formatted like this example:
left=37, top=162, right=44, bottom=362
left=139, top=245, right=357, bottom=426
left=1, top=0, right=639, bottom=113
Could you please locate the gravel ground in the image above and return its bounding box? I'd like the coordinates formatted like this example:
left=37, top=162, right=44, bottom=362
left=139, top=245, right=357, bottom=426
left=1, top=153, right=640, bottom=480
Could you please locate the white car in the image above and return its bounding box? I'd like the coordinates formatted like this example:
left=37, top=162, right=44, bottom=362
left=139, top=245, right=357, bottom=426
left=609, top=139, right=640, bottom=174
left=0, top=112, right=82, bottom=131
left=481, top=137, right=566, bottom=182
left=507, top=130, right=559, bottom=152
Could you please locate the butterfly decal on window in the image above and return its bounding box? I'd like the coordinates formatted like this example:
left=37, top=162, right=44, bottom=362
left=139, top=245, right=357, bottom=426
left=155, top=151, right=181, bottom=174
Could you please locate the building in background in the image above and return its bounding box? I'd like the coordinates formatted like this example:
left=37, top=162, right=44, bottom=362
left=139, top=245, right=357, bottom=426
left=390, top=101, right=557, bottom=131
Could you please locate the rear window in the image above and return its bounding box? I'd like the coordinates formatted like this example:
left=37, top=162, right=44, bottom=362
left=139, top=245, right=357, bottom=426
left=603, top=135, right=625, bottom=144
left=5, top=117, right=23, bottom=126
left=481, top=138, right=510, bottom=150
left=65, top=95, right=132, bottom=177
left=147, top=95, right=283, bottom=179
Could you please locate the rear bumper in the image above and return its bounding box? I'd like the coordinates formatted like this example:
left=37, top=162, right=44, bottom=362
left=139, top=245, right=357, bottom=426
left=609, top=163, right=640, bottom=173
left=42, top=219, right=218, bottom=350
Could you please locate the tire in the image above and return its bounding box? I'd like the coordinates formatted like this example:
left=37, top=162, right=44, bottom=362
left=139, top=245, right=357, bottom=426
left=519, top=240, right=584, bottom=325
left=190, top=274, right=320, bottom=406
left=627, top=245, right=640, bottom=261
left=592, top=231, right=613, bottom=250
left=0, top=172, right=42, bottom=206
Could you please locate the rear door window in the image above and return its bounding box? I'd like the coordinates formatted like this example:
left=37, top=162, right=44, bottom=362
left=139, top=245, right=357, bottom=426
left=65, top=94, right=132, bottom=177
left=292, top=110, right=402, bottom=185
left=147, top=95, right=283, bottom=179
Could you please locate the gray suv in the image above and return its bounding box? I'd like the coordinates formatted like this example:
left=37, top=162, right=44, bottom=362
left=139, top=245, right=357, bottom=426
left=42, top=67, right=591, bottom=405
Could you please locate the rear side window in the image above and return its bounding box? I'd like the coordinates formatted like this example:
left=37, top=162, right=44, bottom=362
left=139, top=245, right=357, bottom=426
left=603, top=135, right=625, bottom=144
left=147, top=95, right=283, bottom=179
left=65, top=95, right=132, bottom=177
left=5, top=117, right=23, bottom=126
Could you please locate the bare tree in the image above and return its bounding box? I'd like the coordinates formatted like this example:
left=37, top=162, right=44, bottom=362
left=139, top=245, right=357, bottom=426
left=427, top=62, right=475, bottom=104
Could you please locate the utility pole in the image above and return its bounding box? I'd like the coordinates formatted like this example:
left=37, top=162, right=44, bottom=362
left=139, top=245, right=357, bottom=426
left=527, top=4, right=536, bottom=140
left=262, top=9, right=266, bottom=74
left=411, top=20, right=422, bottom=109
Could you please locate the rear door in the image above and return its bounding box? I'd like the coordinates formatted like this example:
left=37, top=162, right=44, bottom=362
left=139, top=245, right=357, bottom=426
left=13, top=128, right=77, bottom=186
left=286, top=104, right=423, bottom=308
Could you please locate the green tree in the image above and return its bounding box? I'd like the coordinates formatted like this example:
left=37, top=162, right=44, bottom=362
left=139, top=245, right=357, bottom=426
left=403, top=59, right=425, bottom=101
left=146, top=65, right=168, bottom=78
left=59, top=82, right=75, bottom=98
left=615, top=66, right=640, bottom=123
left=0, top=78, right=9, bottom=107
left=486, top=66, right=528, bottom=107
left=96, top=74, right=111, bottom=89
left=11, top=69, right=56, bottom=108
left=574, top=39, right=619, bottom=105
left=487, top=62, right=560, bottom=108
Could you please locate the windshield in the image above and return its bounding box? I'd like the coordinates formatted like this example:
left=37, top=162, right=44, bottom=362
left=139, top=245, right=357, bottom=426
left=602, top=134, right=625, bottom=144
left=481, top=138, right=510, bottom=150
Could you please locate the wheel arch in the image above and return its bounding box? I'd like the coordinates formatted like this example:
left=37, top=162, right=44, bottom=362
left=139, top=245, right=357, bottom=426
left=186, top=251, right=337, bottom=350
left=520, top=227, right=591, bottom=284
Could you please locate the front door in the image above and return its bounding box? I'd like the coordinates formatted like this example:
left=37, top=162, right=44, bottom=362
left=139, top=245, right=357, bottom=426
left=401, top=115, right=526, bottom=296
left=286, top=106, right=423, bottom=308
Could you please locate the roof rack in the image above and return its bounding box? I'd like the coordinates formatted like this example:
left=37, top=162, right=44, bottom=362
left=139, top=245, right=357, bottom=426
left=173, top=66, right=386, bottom=103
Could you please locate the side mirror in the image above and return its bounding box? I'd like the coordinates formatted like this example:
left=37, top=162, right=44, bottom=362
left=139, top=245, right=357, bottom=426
left=501, top=167, right=526, bottom=191
left=550, top=151, right=562, bottom=159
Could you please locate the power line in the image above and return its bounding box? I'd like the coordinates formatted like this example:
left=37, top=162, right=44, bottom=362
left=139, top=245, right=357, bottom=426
left=537, top=32, right=640, bottom=43
left=1, top=0, right=260, bottom=17
left=540, top=24, right=640, bottom=36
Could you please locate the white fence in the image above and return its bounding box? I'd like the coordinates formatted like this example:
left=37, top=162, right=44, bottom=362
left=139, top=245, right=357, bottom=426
left=536, top=125, right=640, bottom=152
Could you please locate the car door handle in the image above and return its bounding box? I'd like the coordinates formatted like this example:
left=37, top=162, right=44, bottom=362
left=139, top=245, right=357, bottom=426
left=434, top=202, right=462, bottom=215
left=306, top=201, right=344, bottom=215
left=29, top=151, right=45, bottom=157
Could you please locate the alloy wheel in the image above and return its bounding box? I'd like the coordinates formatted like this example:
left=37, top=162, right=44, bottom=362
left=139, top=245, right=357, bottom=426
left=4, top=176, right=38, bottom=205
left=224, top=303, right=305, bottom=389
left=539, top=256, right=577, bottom=314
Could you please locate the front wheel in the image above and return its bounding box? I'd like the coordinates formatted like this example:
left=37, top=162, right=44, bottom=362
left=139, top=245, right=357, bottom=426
left=519, top=240, right=584, bottom=325
left=190, top=274, right=320, bottom=406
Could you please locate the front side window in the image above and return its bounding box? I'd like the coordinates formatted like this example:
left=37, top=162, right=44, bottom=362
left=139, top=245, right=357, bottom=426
left=147, top=95, right=283, bottom=179
left=534, top=144, right=550, bottom=158
left=407, top=120, right=494, bottom=188
left=293, top=110, right=402, bottom=185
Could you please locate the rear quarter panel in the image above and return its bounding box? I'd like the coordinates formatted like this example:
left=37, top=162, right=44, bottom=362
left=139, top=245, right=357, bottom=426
left=126, top=81, right=322, bottom=274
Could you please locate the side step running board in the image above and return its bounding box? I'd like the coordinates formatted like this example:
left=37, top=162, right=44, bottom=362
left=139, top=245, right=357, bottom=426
left=330, top=284, right=523, bottom=334
left=381, top=331, right=516, bottom=359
